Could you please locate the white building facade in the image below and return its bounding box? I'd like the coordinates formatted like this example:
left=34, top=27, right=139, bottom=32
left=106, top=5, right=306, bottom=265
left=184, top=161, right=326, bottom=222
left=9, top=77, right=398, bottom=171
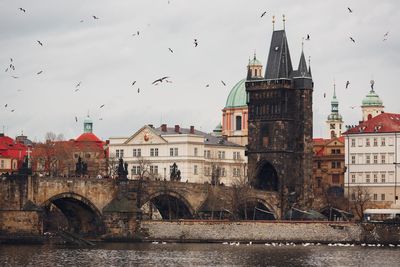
left=344, top=113, right=400, bottom=208
left=108, top=124, right=247, bottom=185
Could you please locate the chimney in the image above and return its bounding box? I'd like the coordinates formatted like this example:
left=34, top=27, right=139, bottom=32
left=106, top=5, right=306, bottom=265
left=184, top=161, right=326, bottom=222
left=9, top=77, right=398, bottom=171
left=174, top=124, right=180, bottom=133
left=161, top=124, right=167, bottom=132
left=190, top=126, right=195, bottom=134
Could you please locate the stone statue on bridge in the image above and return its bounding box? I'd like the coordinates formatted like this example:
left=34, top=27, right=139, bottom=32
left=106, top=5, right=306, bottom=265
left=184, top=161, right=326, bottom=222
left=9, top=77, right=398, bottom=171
left=75, top=156, right=87, bottom=177
left=170, top=162, right=181, bottom=181
left=117, top=158, right=129, bottom=180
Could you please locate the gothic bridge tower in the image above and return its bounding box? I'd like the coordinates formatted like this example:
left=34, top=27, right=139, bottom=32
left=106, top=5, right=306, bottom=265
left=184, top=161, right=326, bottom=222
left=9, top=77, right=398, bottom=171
left=246, top=17, right=313, bottom=212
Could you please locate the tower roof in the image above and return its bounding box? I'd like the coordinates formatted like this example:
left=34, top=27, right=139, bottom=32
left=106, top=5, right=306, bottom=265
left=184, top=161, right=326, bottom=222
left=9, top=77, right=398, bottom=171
left=248, top=53, right=262, bottom=66
left=264, top=30, right=293, bottom=79
left=362, top=89, right=383, bottom=107
left=225, top=79, right=246, bottom=108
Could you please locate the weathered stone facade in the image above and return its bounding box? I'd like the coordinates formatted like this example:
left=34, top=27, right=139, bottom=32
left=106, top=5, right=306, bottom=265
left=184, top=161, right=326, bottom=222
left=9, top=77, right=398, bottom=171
left=246, top=29, right=313, bottom=212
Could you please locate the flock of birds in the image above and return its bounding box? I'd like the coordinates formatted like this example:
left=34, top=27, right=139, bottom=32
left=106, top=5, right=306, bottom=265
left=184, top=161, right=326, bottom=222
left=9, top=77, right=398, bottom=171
left=150, top=240, right=400, bottom=248
left=2, top=5, right=393, bottom=126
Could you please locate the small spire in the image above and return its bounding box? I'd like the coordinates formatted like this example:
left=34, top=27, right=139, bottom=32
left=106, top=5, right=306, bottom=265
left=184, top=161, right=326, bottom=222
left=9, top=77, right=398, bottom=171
left=253, top=51, right=257, bottom=60
left=333, top=81, right=337, bottom=98
left=308, top=56, right=312, bottom=75
left=282, top=14, right=286, bottom=30
left=272, top=15, right=275, bottom=31
left=301, top=37, right=304, bottom=51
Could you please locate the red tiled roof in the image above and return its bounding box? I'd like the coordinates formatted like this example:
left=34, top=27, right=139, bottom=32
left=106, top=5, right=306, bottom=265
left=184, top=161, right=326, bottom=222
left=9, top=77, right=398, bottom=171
left=345, top=113, right=400, bottom=134
left=75, top=133, right=102, bottom=143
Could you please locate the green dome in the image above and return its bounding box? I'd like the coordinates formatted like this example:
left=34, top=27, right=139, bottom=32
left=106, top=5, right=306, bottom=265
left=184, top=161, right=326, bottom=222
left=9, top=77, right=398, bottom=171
left=362, top=90, right=383, bottom=107
left=248, top=57, right=262, bottom=66
left=213, top=123, right=222, bottom=136
left=84, top=116, right=93, bottom=124
left=225, top=79, right=247, bottom=108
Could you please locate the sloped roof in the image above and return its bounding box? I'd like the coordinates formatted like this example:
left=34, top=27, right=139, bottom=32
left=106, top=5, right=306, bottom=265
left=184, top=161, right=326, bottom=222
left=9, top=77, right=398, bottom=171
left=225, top=79, right=246, bottom=108
left=75, top=132, right=102, bottom=143
left=265, top=30, right=293, bottom=79
left=345, top=113, right=400, bottom=134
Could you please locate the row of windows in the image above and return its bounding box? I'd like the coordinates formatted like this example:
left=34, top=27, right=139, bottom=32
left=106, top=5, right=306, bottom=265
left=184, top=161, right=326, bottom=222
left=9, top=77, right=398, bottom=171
left=349, top=172, right=393, bottom=183
left=316, top=161, right=342, bottom=169
left=115, top=148, right=241, bottom=159
left=351, top=193, right=386, bottom=201
left=351, top=137, right=393, bottom=147
left=350, top=153, right=393, bottom=165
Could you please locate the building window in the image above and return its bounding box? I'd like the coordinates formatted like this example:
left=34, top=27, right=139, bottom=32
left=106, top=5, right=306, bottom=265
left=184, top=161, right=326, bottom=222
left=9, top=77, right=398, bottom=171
left=366, top=174, right=370, bottom=183
left=221, top=167, right=226, bottom=177
left=236, top=115, right=242, bottom=131
left=194, top=165, right=198, bottom=175
left=381, top=154, right=386, bottom=164
left=373, top=173, right=378, bottom=183
left=317, top=161, right=322, bottom=169
left=204, top=166, right=211, bottom=176
left=331, top=161, right=341, bottom=169
left=381, top=194, right=385, bottom=201
left=332, top=174, right=340, bottom=184
left=233, top=151, right=240, bottom=160
left=0, top=160, right=4, bottom=169
left=366, top=138, right=370, bottom=147
left=357, top=138, right=362, bottom=147
left=194, top=147, right=198, bottom=157
left=174, top=148, right=178, bottom=156
left=133, top=149, right=141, bottom=157
left=131, top=166, right=141, bottom=175
left=373, top=194, right=378, bottom=201
left=85, top=153, right=91, bottom=159
left=389, top=137, right=394, bottom=146
left=74, top=153, right=79, bottom=159
left=381, top=173, right=386, bottom=183
left=204, top=150, right=211, bottom=159
left=331, top=149, right=341, bottom=155
left=116, top=149, right=124, bottom=158
left=351, top=193, right=356, bottom=201
left=233, top=168, right=241, bottom=177
left=373, top=138, right=378, bottom=147
left=351, top=139, right=356, bottom=147
left=381, top=138, right=386, bottom=146
left=150, top=148, right=158, bottom=157
left=366, top=155, right=371, bottom=164
left=351, top=155, right=356, bottom=164
left=218, top=151, right=225, bottom=159
left=150, top=165, right=158, bottom=175
left=170, top=148, right=174, bottom=156
left=116, top=149, right=120, bottom=158
left=351, top=174, right=356, bottom=183
left=373, top=154, right=378, bottom=164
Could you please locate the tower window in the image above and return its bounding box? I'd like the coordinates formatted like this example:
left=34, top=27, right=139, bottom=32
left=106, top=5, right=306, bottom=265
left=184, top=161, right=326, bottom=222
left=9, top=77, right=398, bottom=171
left=236, top=116, right=242, bottom=130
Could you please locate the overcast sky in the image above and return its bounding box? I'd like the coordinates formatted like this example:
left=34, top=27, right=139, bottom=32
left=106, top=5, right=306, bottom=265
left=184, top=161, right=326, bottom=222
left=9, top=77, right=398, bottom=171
left=1, top=0, right=399, bottom=142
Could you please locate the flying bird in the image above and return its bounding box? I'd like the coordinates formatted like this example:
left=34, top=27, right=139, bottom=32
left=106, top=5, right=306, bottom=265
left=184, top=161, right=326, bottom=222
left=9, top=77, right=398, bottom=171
left=306, top=34, right=310, bottom=41
left=19, top=7, right=26, bottom=12
left=132, top=81, right=136, bottom=86
left=137, top=88, right=140, bottom=93
left=99, top=118, right=103, bottom=121
left=346, top=81, right=350, bottom=89
left=10, top=58, right=13, bottom=62
left=349, top=37, right=355, bottom=43
left=37, top=40, right=43, bottom=46
left=261, top=11, right=267, bottom=18
left=152, top=76, right=170, bottom=84
left=132, top=31, right=140, bottom=36
left=168, top=48, right=173, bottom=53
left=75, top=116, right=78, bottom=122
left=11, top=76, right=19, bottom=79
left=92, top=15, right=99, bottom=19
left=206, top=84, right=210, bottom=88
left=11, top=109, right=15, bottom=112
left=350, top=106, right=356, bottom=109
left=37, top=70, right=43, bottom=75
left=4, top=104, right=7, bottom=108
left=5, top=68, right=8, bottom=72
left=221, top=80, right=226, bottom=86
left=76, top=81, right=81, bottom=87
left=74, top=88, right=80, bottom=92
left=323, top=93, right=326, bottom=98
left=194, top=39, right=198, bottom=47
left=99, top=104, right=105, bottom=108
left=80, top=20, right=84, bottom=23
left=347, top=7, right=353, bottom=13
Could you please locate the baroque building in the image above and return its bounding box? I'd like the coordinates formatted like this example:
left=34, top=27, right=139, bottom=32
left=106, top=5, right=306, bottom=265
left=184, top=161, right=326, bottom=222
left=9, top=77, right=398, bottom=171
left=108, top=124, right=246, bottom=185
left=246, top=22, right=313, bottom=210
left=326, top=83, right=343, bottom=138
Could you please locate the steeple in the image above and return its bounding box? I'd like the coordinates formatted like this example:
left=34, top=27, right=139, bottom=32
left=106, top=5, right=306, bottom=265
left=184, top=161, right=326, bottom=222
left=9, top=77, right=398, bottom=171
left=298, top=50, right=308, bottom=77
left=326, top=82, right=343, bottom=138
left=361, top=80, right=384, bottom=121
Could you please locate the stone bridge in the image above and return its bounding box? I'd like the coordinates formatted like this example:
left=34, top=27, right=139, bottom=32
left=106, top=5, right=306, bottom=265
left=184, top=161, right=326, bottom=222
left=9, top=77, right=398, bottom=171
left=0, top=175, right=280, bottom=240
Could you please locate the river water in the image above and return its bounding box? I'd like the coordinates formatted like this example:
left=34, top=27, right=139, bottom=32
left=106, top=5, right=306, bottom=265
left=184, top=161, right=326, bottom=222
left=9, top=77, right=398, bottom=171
left=1, top=242, right=399, bottom=266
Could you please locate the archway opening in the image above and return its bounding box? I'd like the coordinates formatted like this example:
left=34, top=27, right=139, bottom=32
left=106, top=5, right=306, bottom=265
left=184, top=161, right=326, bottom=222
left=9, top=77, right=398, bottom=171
left=43, top=194, right=104, bottom=237
left=238, top=200, right=275, bottom=220
left=254, top=162, right=279, bottom=191
left=142, top=194, right=193, bottom=220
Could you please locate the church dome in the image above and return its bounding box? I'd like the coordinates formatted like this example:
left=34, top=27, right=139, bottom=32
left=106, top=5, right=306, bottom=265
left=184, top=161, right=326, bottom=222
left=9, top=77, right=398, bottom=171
left=248, top=57, right=262, bottom=66
left=84, top=116, right=93, bottom=124
left=225, top=79, right=247, bottom=108
left=362, top=89, right=383, bottom=107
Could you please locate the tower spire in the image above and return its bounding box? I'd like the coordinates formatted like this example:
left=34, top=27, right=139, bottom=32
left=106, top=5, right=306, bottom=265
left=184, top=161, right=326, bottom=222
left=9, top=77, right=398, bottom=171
left=282, top=14, right=286, bottom=30
left=272, top=15, right=275, bottom=31
left=333, top=80, right=337, bottom=98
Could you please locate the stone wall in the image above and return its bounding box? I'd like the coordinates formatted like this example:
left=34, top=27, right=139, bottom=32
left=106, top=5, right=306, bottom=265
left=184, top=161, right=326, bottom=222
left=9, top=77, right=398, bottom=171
left=141, top=221, right=362, bottom=243
left=0, top=211, right=42, bottom=235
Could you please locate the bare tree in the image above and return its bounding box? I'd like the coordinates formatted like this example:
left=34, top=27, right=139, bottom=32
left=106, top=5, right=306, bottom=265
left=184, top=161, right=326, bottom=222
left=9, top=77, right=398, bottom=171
left=230, top=167, right=252, bottom=220
left=45, top=132, right=57, bottom=142
left=351, top=186, right=371, bottom=221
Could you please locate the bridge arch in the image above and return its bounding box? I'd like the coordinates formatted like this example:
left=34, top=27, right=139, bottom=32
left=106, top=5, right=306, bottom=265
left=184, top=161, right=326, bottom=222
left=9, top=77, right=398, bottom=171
left=141, top=190, right=194, bottom=220
left=42, top=192, right=104, bottom=236
left=238, top=197, right=277, bottom=220
left=254, top=161, right=279, bottom=191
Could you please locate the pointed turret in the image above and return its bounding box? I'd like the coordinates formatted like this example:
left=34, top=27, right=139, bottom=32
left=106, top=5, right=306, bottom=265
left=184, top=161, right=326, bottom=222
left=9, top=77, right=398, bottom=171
left=298, top=51, right=308, bottom=77
left=326, top=82, right=343, bottom=138
left=264, top=30, right=293, bottom=79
